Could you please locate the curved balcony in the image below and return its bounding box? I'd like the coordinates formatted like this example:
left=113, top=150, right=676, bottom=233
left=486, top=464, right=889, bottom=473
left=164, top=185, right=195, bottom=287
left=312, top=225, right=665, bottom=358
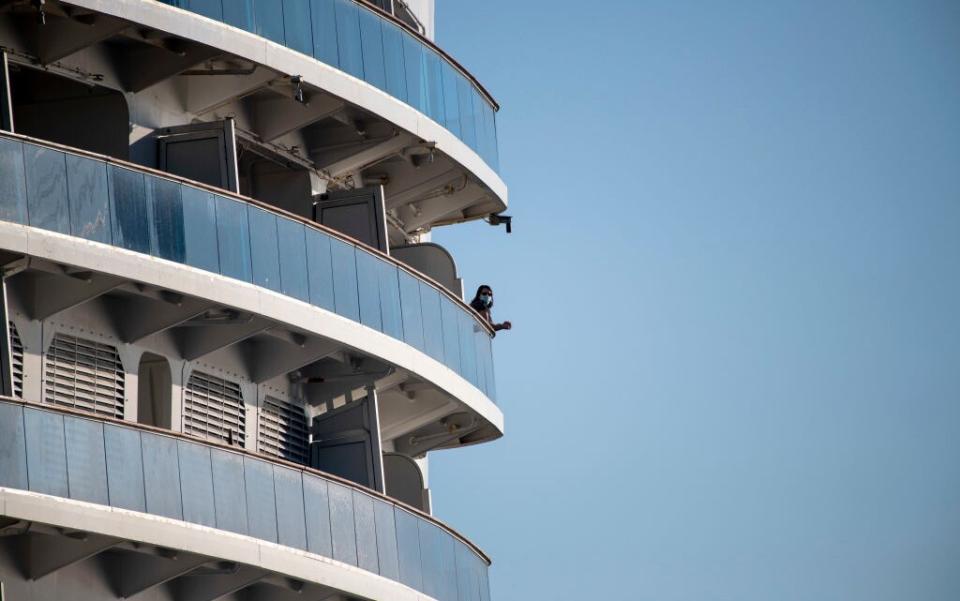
left=156, top=0, right=500, bottom=173
left=0, top=397, right=491, bottom=601
left=0, top=131, right=498, bottom=405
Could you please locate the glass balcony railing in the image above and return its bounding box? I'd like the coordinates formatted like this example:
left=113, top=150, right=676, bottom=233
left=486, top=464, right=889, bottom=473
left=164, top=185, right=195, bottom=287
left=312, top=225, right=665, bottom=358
left=0, top=133, right=497, bottom=402
left=158, top=0, right=500, bottom=172
left=0, top=399, right=491, bottom=601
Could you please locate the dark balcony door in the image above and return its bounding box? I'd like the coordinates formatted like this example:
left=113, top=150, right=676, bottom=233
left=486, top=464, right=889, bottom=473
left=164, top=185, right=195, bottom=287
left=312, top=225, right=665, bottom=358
left=157, top=120, right=239, bottom=192
left=310, top=392, right=385, bottom=492
left=313, top=186, right=388, bottom=253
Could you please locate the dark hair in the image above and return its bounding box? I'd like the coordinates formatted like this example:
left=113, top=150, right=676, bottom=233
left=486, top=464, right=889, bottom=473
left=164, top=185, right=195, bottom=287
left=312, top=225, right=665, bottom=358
left=470, top=285, right=493, bottom=311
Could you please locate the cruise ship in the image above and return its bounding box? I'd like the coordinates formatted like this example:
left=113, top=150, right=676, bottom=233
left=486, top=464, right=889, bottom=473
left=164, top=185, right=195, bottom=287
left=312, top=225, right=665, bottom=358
left=0, top=1, right=506, bottom=600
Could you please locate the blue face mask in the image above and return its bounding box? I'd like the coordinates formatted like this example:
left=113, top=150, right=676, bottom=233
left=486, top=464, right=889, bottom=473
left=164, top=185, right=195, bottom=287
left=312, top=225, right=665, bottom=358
left=479, top=294, right=492, bottom=307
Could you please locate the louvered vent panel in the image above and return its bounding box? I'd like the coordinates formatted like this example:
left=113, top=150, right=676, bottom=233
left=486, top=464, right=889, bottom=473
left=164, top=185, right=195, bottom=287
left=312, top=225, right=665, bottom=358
left=184, top=371, right=245, bottom=447
left=9, top=322, right=23, bottom=398
left=258, top=396, right=309, bottom=465
left=44, top=333, right=125, bottom=418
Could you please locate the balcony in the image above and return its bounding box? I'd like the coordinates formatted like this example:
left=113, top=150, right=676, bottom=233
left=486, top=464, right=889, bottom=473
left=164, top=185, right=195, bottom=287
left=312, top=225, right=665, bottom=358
left=156, top=0, right=500, bottom=173
left=0, top=130, right=497, bottom=404
left=0, top=0, right=505, bottom=241
left=0, top=397, right=491, bottom=601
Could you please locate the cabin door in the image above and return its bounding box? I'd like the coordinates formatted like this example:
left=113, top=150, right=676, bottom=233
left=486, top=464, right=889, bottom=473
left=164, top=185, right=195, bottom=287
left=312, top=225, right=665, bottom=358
left=310, top=392, right=385, bottom=492
left=156, top=120, right=240, bottom=192
left=313, top=186, right=389, bottom=253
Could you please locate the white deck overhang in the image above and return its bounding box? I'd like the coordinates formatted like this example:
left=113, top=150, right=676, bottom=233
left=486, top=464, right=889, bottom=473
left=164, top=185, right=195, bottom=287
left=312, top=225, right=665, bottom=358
left=0, top=486, right=434, bottom=601
left=0, top=220, right=504, bottom=440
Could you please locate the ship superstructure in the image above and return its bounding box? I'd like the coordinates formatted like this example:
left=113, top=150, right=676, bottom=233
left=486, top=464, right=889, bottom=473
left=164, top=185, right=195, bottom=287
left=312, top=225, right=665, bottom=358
left=0, top=1, right=505, bottom=600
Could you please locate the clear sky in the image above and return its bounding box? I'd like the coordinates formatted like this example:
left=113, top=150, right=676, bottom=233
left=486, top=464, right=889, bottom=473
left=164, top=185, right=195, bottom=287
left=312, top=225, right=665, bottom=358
left=428, top=2, right=960, bottom=600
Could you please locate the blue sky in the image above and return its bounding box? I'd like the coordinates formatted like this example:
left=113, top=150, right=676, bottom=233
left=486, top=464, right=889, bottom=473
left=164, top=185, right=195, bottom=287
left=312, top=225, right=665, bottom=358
left=429, top=2, right=959, bottom=600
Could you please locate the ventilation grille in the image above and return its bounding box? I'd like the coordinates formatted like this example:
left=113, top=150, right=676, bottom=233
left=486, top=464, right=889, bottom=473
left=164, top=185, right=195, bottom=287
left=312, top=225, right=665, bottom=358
left=44, top=333, right=124, bottom=418
left=184, top=371, right=245, bottom=447
left=9, top=321, right=23, bottom=398
left=258, top=396, right=310, bottom=465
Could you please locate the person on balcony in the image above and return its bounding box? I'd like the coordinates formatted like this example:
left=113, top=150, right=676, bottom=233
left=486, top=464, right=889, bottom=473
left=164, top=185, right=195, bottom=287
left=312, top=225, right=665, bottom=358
left=470, top=285, right=511, bottom=334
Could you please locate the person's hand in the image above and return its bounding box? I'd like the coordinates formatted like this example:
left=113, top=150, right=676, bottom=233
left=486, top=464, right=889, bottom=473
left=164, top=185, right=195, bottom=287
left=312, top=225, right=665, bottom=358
left=501, top=321, right=512, bottom=330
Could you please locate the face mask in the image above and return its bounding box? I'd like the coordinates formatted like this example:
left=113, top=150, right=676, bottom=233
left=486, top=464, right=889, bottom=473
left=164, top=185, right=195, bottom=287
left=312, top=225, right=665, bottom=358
left=479, top=294, right=492, bottom=307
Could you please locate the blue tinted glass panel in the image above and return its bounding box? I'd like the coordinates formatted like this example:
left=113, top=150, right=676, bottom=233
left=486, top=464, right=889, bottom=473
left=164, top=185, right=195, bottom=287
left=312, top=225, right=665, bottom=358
left=486, top=102, right=500, bottom=171
left=353, top=491, right=379, bottom=573
left=440, top=296, right=462, bottom=373
left=248, top=206, right=282, bottom=292
left=330, top=238, right=360, bottom=320
left=149, top=177, right=184, bottom=262
left=187, top=0, right=222, bottom=20
left=0, top=138, right=27, bottom=224
left=459, top=311, right=479, bottom=388
left=283, top=0, right=313, bottom=55
left=141, top=433, right=183, bottom=520
left=424, top=49, right=445, bottom=124
left=473, top=93, right=489, bottom=165
left=441, top=63, right=461, bottom=137
left=355, top=249, right=382, bottom=331
left=401, top=32, right=424, bottom=112
left=211, top=448, right=248, bottom=535
left=377, top=260, right=403, bottom=340
left=358, top=9, right=386, bottom=90
left=110, top=165, right=151, bottom=253
left=419, top=283, right=444, bottom=362
left=24, top=144, right=69, bottom=234
left=418, top=520, right=442, bottom=599
left=277, top=218, right=310, bottom=302
left=223, top=0, right=254, bottom=29
left=65, top=155, right=111, bottom=243
left=373, top=499, right=400, bottom=580
left=23, top=408, right=68, bottom=497
left=438, top=529, right=458, bottom=601
left=274, top=466, right=308, bottom=550
left=474, top=327, right=490, bottom=397
left=244, top=457, right=278, bottom=542
left=485, top=334, right=497, bottom=400
left=395, top=508, right=422, bottom=590
left=104, top=425, right=146, bottom=511
left=0, top=403, right=28, bottom=489
left=305, top=228, right=336, bottom=311
left=63, top=416, right=109, bottom=505
left=398, top=270, right=424, bottom=351
left=328, top=482, right=358, bottom=565
left=254, top=0, right=286, bottom=43
left=180, top=186, right=220, bottom=273
left=310, top=0, right=339, bottom=67
left=479, top=559, right=491, bottom=601
left=381, top=22, right=406, bottom=101
left=214, top=195, right=252, bottom=282
left=334, top=0, right=363, bottom=78
left=457, top=75, right=478, bottom=151
left=456, top=543, right=481, bottom=601
left=178, top=441, right=216, bottom=527
left=302, top=474, right=333, bottom=557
